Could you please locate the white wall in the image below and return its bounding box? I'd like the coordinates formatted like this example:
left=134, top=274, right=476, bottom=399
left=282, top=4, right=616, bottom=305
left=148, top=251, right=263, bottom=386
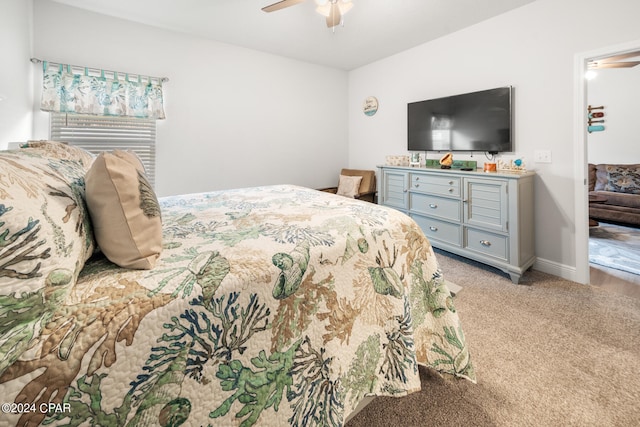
left=32, top=0, right=349, bottom=197
left=587, top=66, right=640, bottom=163
left=348, top=0, right=640, bottom=278
left=23, top=0, right=640, bottom=278
left=0, top=0, right=33, bottom=149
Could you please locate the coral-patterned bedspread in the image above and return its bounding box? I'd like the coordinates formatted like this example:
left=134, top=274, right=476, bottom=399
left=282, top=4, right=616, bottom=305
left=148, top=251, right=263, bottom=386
left=0, top=185, right=473, bottom=427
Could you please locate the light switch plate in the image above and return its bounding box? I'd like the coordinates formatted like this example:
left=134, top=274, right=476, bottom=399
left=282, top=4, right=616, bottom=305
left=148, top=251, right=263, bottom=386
left=534, top=150, right=552, bottom=163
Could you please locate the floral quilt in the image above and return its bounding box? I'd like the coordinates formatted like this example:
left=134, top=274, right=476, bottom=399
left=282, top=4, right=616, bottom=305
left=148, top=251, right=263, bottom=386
left=1, top=180, right=474, bottom=426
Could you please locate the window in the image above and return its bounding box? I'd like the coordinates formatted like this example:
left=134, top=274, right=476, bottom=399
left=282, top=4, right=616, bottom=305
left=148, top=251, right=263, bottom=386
left=50, top=113, right=157, bottom=186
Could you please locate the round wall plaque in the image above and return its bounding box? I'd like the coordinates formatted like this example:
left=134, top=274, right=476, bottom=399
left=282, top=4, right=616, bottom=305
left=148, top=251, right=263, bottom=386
left=363, top=96, right=379, bottom=116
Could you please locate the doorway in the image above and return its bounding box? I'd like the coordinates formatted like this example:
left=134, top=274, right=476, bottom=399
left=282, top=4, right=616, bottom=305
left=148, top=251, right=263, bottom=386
left=575, top=39, right=640, bottom=298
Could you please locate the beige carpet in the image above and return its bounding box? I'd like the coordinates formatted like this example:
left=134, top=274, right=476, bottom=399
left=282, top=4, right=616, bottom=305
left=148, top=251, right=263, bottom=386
left=346, top=250, right=640, bottom=427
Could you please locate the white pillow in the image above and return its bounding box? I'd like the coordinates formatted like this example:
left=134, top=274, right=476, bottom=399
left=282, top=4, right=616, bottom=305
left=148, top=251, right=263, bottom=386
left=336, top=175, right=363, bottom=198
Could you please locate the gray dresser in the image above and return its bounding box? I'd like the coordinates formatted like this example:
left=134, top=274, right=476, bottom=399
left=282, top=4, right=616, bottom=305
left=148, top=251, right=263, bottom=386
left=377, top=165, right=535, bottom=284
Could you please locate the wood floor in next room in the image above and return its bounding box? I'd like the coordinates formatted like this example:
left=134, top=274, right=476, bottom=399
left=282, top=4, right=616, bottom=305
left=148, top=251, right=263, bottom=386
left=590, top=264, right=640, bottom=299
left=588, top=221, right=640, bottom=300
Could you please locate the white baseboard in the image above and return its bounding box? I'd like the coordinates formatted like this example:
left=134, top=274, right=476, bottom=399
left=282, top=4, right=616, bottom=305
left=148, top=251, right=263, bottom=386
left=533, top=257, right=582, bottom=284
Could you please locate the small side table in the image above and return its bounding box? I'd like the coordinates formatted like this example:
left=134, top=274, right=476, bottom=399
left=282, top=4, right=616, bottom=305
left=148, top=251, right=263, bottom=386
left=588, top=194, right=607, bottom=227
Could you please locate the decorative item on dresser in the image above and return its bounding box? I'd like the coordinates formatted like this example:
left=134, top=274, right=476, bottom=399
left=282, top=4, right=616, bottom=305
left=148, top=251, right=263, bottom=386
left=377, top=165, right=536, bottom=284
left=439, top=152, right=453, bottom=169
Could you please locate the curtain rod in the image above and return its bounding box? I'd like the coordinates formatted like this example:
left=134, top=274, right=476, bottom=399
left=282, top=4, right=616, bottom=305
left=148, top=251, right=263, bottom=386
left=30, top=58, right=169, bottom=83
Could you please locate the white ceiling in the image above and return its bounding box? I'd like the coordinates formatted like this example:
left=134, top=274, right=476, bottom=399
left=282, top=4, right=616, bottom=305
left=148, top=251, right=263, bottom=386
left=50, top=0, right=537, bottom=70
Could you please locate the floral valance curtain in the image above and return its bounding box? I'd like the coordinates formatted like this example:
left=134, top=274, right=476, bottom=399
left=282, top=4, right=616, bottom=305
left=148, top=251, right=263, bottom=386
left=40, top=62, right=165, bottom=120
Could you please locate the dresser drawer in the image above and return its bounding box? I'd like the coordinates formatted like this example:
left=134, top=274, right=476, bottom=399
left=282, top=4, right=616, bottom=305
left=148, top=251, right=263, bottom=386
left=411, top=214, right=461, bottom=247
left=411, top=174, right=460, bottom=197
left=465, top=228, right=508, bottom=261
left=410, top=193, right=461, bottom=221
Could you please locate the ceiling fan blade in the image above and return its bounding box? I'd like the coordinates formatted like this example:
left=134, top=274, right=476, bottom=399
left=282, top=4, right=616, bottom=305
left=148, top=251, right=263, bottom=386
left=262, top=0, right=305, bottom=13
left=591, top=61, right=640, bottom=69
left=325, top=3, right=342, bottom=28
left=598, top=50, right=640, bottom=64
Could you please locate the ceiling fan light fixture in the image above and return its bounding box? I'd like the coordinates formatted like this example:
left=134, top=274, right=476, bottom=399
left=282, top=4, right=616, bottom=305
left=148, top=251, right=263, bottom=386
left=315, top=0, right=353, bottom=31
left=263, top=0, right=353, bottom=29
left=338, top=2, right=353, bottom=15
left=315, top=4, right=331, bottom=17
left=315, top=0, right=353, bottom=20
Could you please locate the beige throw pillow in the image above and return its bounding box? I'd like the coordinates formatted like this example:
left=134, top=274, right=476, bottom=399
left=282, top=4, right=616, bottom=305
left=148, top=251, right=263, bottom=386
left=336, top=175, right=363, bottom=198
left=85, top=150, right=162, bottom=269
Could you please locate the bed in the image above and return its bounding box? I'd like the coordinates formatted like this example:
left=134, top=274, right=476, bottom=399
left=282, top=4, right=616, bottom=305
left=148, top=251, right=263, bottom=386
left=0, top=142, right=474, bottom=427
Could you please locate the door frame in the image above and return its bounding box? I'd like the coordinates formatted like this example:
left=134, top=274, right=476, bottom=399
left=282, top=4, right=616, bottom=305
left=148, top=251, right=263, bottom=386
left=573, top=39, right=640, bottom=284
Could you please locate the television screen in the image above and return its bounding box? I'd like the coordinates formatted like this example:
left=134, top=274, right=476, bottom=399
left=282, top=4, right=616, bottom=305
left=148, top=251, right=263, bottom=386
left=408, top=86, right=513, bottom=153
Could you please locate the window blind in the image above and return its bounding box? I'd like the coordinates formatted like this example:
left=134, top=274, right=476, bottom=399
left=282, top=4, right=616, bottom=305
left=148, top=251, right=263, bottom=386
left=50, top=113, right=157, bottom=186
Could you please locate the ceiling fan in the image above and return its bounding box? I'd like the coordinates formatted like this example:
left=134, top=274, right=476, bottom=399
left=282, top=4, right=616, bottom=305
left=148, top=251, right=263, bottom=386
left=588, top=51, right=640, bottom=69
left=262, top=0, right=354, bottom=29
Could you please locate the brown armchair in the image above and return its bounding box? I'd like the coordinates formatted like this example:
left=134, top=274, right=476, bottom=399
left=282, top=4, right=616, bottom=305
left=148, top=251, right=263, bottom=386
left=318, top=169, right=377, bottom=203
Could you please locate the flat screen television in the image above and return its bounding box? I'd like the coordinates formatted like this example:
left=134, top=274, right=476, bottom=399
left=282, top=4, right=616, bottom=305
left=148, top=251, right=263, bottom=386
left=407, top=86, right=513, bottom=154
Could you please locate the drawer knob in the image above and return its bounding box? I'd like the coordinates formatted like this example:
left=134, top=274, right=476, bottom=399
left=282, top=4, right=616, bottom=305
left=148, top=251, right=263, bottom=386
left=448, top=181, right=454, bottom=184
left=429, top=203, right=438, bottom=209
left=480, top=240, right=492, bottom=247
left=415, top=177, right=420, bottom=181
left=448, top=188, right=454, bottom=193
left=429, top=226, right=438, bottom=232
left=414, top=184, right=420, bottom=188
